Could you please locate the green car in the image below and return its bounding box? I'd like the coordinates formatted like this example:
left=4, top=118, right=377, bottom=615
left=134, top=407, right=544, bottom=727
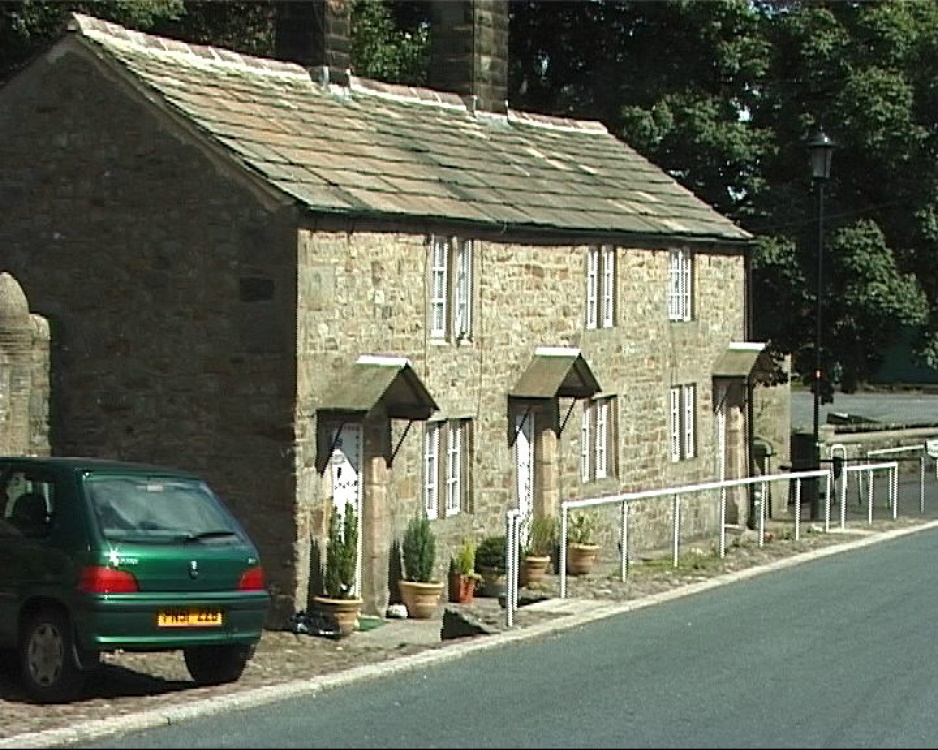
left=0, top=456, right=270, bottom=703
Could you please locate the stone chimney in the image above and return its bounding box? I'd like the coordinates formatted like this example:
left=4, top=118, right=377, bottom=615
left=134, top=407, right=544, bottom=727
left=428, top=0, right=509, bottom=114
left=274, top=0, right=351, bottom=85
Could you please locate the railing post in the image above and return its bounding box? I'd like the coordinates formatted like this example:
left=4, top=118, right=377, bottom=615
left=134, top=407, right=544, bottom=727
left=920, top=454, right=926, bottom=513
left=794, top=478, right=802, bottom=540
left=619, top=501, right=629, bottom=581
left=718, top=488, right=727, bottom=558
left=839, top=463, right=847, bottom=530
left=891, top=464, right=898, bottom=520
left=505, top=510, right=520, bottom=628
left=672, top=494, right=680, bottom=567
left=559, top=506, right=569, bottom=600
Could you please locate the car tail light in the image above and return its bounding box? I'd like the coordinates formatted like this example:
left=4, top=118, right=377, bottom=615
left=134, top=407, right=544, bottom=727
left=238, top=565, right=266, bottom=591
left=79, top=565, right=139, bottom=593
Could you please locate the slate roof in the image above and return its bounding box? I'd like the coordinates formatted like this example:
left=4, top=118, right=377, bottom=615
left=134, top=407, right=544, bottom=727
left=64, top=12, right=751, bottom=245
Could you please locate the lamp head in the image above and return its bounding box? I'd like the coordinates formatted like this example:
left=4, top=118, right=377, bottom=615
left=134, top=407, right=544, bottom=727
left=808, top=129, right=834, bottom=181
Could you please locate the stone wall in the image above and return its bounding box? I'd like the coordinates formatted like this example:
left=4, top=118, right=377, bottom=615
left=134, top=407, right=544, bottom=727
left=0, top=273, right=50, bottom=457
left=296, top=229, right=753, bottom=579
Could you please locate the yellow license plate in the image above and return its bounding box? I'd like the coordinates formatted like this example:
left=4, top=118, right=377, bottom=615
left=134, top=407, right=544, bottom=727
left=157, top=609, right=223, bottom=627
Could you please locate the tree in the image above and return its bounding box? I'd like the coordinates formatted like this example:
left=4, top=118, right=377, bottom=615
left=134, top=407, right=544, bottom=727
left=0, top=1, right=183, bottom=83
left=350, top=0, right=428, bottom=84
left=747, top=0, right=938, bottom=390
left=509, top=0, right=771, bottom=217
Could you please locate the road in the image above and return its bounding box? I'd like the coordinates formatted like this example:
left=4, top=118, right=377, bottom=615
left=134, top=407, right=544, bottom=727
left=790, top=390, right=938, bottom=431
left=82, top=524, right=938, bottom=749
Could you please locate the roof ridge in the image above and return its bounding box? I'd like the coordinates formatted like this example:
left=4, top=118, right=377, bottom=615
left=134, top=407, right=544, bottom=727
left=347, top=75, right=608, bottom=134
left=67, top=11, right=308, bottom=81
left=68, top=12, right=610, bottom=136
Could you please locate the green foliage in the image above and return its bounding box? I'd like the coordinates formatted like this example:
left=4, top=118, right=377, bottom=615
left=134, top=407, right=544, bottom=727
left=0, top=0, right=184, bottom=84
left=350, top=0, right=428, bottom=85
left=450, top=537, right=476, bottom=576
left=568, top=511, right=599, bottom=546
left=526, top=515, right=557, bottom=556
left=401, top=513, right=436, bottom=582
left=324, top=504, right=358, bottom=600
left=475, top=535, right=506, bottom=572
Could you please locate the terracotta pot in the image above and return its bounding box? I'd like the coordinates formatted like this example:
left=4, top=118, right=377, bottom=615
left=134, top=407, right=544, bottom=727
left=520, top=554, right=551, bottom=587
left=448, top=571, right=476, bottom=604
left=566, top=543, right=600, bottom=576
left=311, top=595, right=363, bottom=638
left=399, top=579, right=445, bottom=619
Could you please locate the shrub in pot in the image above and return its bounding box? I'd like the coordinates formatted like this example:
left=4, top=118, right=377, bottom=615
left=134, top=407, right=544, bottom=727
left=567, top=510, right=601, bottom=576
left=448, top=537, right=480, bottom=604
left=399, top=514, right=444, bottom=619
left=520, top=514, right=557, bottom=587
left=475, top=534, right=507, bottom=597
left=311, top=503, right=362, bottom=637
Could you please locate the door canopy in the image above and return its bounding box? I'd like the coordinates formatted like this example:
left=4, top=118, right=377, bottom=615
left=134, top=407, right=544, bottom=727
left=510, top=346, right=601, bottom=400
left=318, top=355, right=439, bottom=420
left=712, top=342, right=776, bottom=385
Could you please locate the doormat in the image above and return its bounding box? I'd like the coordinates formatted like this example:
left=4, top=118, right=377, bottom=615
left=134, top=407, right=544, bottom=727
left=356, top=616, right=387, bottom=633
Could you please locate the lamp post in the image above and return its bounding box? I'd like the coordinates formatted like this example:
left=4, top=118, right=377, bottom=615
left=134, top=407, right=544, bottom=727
left=808, top=129, right=834, bottom=520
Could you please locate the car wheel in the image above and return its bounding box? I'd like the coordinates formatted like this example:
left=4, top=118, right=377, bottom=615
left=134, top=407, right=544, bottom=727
left=19, top=609, right=86, bottom=703
left=183, top=644, right=253, bottom=686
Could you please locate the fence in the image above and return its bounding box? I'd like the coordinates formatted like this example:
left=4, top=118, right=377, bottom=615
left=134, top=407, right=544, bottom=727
left=835, top=460, right=899, bottom=525
left=499, top=441, right=938, bottom=626
left=830, top=440, right=938, bottom=515
left=554, top=468, right=834, bottom=600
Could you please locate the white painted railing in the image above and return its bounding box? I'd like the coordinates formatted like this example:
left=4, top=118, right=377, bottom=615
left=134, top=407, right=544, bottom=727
left=505, top=509, right=522, bottom=628
left=829, top=442, right=931, bottom=514
left=500, top=452, right=925, bottom=624
left=556, top=469, right=831, bottom=599
left=837, top=460, right=899, bottom=525
left=866, top=445, right=928, bottom=513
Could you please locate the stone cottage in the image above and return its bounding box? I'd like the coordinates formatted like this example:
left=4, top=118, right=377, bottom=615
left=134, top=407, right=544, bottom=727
left=0, top=4, right=788, bottom=623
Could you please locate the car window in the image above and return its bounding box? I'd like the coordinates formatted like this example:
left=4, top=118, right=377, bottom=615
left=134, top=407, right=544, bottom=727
left=0, top=470, right=54, bottom=538
left=83, top=474, right=243, bottom=543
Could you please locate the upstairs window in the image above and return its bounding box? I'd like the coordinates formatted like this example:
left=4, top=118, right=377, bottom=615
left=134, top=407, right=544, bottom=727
left=668, top=248, right=693, bottom=322
left=429, top=236, right=474, bottom=342
left=585, top=245, right=616, bottom=329
left=454, top=239, right=473, bottom=341
left=424, top=419, right=472, bottom=518
left=669, top=384, right=697, bottom=462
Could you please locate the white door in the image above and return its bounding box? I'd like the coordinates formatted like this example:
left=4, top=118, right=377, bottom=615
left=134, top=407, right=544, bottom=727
left=330, top=424, right=363, bottom=597
left=715, top=385, right=727, bottom=482
left=515, top=412, right=534, bottom=544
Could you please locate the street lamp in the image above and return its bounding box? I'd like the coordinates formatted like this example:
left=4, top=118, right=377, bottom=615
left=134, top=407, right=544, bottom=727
left=808, top=129, right=834, bottom=520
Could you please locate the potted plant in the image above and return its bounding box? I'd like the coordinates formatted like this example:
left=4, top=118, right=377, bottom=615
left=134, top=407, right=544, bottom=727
left=566, top=510, right=601, bottom=575
left=399, top=513, right=444, bottom=619
left=520, top=514, right=556, bottom=587
left=312, top=503, right=362, bottom=637
left=448, top=537, right=481, bottom=604
left=475, top=534, right=507, bottom=597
